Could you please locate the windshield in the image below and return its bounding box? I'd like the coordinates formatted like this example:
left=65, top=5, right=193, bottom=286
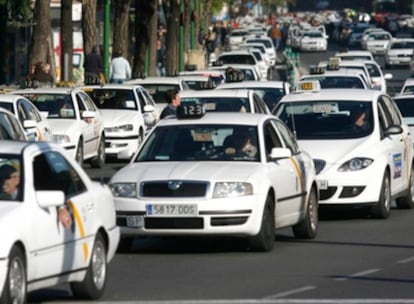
left=141, top=84, right=180, bottom=103
left=86, top=89, right=137, bottom=110
left=19, top=93, right=75, bottom=119
left=394, top=98, right=414, bottom=125
left=181, top=97, right=251, bottom=112
left=390, top=41, right=414, bottom=49
left=219, top=54, right=256, bottom=65
left=275, top=100, right=373, bottom=139
left=0, top=102, right=14, bottom=114
left=135, top=124, right=259, bottom=162
left=301, top=76, right=365, bottom=89
left=0, top=155, right=23, bottom=201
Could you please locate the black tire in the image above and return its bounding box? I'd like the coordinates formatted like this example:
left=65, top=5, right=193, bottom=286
left=248, top=195, right=275, bottom=252
left=0, top=246, right=26, bottom=304
left=396, top=166, right=414, bottom=209
left=370, top=173, right=391, bottom=219
left=71, top=234, right=107, bottom=300
left=75, top=139, right=84, bottom=168
left=90, top=135, right=105, bottom=168
left=292, top=186, right=318, bottom=239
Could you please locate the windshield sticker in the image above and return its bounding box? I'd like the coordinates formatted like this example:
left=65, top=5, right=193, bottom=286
left=313, top=103, right=338, bottom=113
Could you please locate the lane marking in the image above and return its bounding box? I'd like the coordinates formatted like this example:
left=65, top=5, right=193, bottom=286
left=264, top=285, right=317, bottom=299
left=397, top=256, right=414, bottom=264
left=334, top=268, right=381, bottom=281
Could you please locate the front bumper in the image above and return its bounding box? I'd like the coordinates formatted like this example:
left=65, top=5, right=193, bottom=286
left=105, top=136, right=139, bottom=159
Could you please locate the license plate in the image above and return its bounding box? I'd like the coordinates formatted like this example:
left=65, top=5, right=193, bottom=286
left=318, top=180, right=329, bottom=190
left=126, top=216, right=144, bottom=227
left=146, top=204, right=198, bottom=216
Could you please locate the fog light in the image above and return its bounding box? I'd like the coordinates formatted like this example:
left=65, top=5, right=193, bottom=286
left=340, top=186, right=365, bottom=198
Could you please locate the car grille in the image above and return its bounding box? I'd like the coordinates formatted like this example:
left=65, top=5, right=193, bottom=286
left=313, top=159, right=326, bottom=175
left=141, top=181, right=209, bottom=197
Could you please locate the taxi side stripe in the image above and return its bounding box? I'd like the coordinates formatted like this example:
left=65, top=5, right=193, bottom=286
left=68, top=201, right=89, bottom=262
left=290, top=157, right=304, bottom=192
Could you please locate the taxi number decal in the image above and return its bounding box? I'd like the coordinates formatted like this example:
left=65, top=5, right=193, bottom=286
left=393, top=153, right=402, bottom=179
left=313, top=103, right=338, bottom=113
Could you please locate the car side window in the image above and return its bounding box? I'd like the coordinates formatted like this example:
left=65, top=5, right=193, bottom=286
left=80, top=91, right=97, bottom=112
left=273, top=119, right=299, bottom=154
left=33, top=151, right=87, bottom=198
left=381, top=95, right=402, bottom=126
left=21, top=99, right=41, bottom=122
left=135, top=89, right=147, bottom=112
left=263, top=121, right=282, bottom=158
left=76, top=94, right=87, bottom=113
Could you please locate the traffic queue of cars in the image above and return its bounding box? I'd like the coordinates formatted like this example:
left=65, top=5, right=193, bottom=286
left=2, top=12, right=414, bottom=303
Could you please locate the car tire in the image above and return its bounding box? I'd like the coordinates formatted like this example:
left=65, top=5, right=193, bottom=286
left=0, top=246, right=26, bottom=304
left=90, top=135, right=105, bottom=168
left=248, top=195, right=275, bottom=252
left=396, top=165, right=414, bottom=209
left=370, top=172, right=391, bottom=219
left=71, top=233, right=107, bottom=299
left=75, top=139, right=84, bottom=167
left=292, top=186, right=318, bottom=239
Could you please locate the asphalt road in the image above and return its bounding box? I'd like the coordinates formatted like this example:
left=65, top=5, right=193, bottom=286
left=27, top=43, right=414, bottom=304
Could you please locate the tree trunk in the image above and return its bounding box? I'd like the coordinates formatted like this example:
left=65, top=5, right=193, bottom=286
left=165, top=0, right=180, bottom=75
left=61, top=0, right=73, bottom=82
left=184, top=0, right=190, bottom=53
left=30, top=0, right=52, bottom=68
left=0, top=4, right=7, bottom=84
left=82, top=0, right=97, bottom=55
left=132, top=0, right=156, bottom=78
left=112, top=0, right=131, bottom=61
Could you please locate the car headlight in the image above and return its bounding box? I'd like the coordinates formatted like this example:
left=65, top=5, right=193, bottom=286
left=53, top=134, right=71, bottom=144
left=213, top=182, right=253, bottom=198
left=109, top=183, right=137, bottom=198
left=338, top=158, right=373, bottom=172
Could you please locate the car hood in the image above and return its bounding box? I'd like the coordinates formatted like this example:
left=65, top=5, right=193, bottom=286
left=110, top=161, right=262, bottom=183
left=100, top=110, right=138, bottom=127
left=298, top=137, right=370, bottom=164
left=47, top=119, right=77, bottom=135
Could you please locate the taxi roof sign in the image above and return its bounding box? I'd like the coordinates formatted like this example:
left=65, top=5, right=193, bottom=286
left=176, top=103, right=205, bottom=119
left=295, top=80, right=321, bottom=92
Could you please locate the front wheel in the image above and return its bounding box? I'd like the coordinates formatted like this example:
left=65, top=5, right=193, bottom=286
left=370, top=173, right=391, bottom=219
left=292, top=186, right=318, bottom=238
left=71, top=234, right=107, bottom=299
left=75, top=139, right=84, bottom=167
left=0, top=246, right=26, bottom=304
left=90, top=135, right=105, bottom=168
left=248, top=195, right=275, bottom=252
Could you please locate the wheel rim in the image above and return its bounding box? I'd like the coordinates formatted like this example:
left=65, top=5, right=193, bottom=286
left=92, top=241, right=106, bottom=291
left=76, top=142, right=83, bottom=166
left=9, top=256, right=26, bottom=304
left=384, top=176, right=391, bottom=213
left=98, top=138, right=105, bottom=164
left=410, top=169, right=414, bottom=203
left=308, top=190, right=318, bottom=232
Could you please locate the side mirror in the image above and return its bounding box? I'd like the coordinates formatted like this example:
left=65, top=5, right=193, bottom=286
left=143, top=104, right=155, bottom=113
left=36, top=190, right=65, bottom=208
left=23, top=119, right=37, bottom=129
left=81, top=110, right=96, bottom=119
left=384, top=125, right=403, bottom=136
left=384, top=73, right=393, bottom=80
left=269, top=147, right=292, bottom=160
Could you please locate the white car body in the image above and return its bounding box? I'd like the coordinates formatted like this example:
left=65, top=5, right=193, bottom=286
left=0, top=141, right=119, bottom=302
left=179, top=89, right=270, bottom=114
left=82, top=84, right=160, bottom=160
left=334, top=50, right=375, bottom=62
left=12, top=88, right=106, bottom=168
left=0, top=94, right=53, bottom=142
left=394, top=94, right=414, bottom=138
left=275, top=86, right=414, bottom=218
left=299, top=69, right=370, bottom=90
left=363, top=60, right=393, bottom=92
left=385, top=38, right=414, bottom=68
left=228, top=28, right=249, bottom=50
left=244, top=36, right=277, bottom=66
left=109, top=111, right=319, bottom=252
left=299, top=29, right=328, bottom=52
left=363, top=31, right=392, bottom=55
left=208, top=64, right=262, bottom=81
left=399, top=78, right=414, bottom=94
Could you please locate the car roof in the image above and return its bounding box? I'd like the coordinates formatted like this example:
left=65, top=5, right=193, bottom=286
left=12, top=87, right=76, bottom=94
left=216, top=80, right=286, bottom=89
left=126, top=77, right=185, bottom=85
left=394, top=93, right=414, bottom=100
left=0, top=140, right=29, bottom=154
left=280, top=88, right=382, bottom=103
left=0, top=94, right=26, bottom=103
left=81, top=84, right=145, bottom=90
left=180, top=89, right=252, bottom=98
left=157, top=112, right=273, bottom=127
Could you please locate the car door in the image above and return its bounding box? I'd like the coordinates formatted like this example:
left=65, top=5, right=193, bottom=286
left=76, top=91, right=101, bottom=157
left=379, top=95, right=412, bottom=194
left=19, top=98, right=52, bottom=141
left=31, top=150, right=95, bottom=278
left=262, top=120, right=301, bottom=227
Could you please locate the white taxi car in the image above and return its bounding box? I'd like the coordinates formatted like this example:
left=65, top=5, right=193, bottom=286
left=82, top=84, right=159, bottom=160
left=399, top=78, right=414, bottom=94
left=385, top=38, right=414, bottom=69
left=109, top=105, right=319, bottom=252
left=299, top=29, right=328, bottom=52
left=12, top=88, right=106, bottom=168
left=0, top=140, right=119, bottom=303
left=0, top=94, right=53, bottom=142
left=274, top=81, right=414, bottom=219
left=179, top=89, right=270, bottom=114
